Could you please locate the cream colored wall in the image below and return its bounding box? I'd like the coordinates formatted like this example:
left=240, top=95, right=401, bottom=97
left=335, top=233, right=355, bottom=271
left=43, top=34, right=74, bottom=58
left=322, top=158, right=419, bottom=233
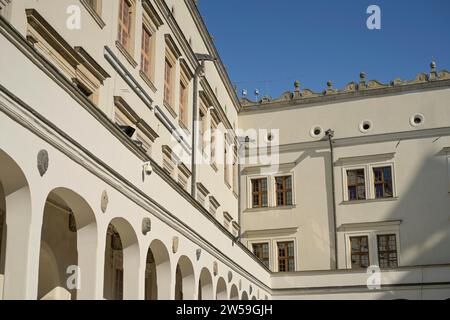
left=6, top=0, right=239, bottom=226
left=0, top=17, right=270, bottom=299
left=239, top=87, right=450, bottom=272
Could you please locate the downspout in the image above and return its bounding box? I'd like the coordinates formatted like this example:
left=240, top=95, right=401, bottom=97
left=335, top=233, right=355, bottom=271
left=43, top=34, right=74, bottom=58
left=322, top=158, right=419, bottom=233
left=326, top=129, right=338, bottom=270
left=235, top=136, right=248, bottom=245
left=191, top=62, right=204, bottom=199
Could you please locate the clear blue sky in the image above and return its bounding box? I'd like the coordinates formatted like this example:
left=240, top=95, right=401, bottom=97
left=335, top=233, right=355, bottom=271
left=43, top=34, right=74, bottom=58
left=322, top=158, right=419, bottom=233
left=198, top=0, right=450, bottom=99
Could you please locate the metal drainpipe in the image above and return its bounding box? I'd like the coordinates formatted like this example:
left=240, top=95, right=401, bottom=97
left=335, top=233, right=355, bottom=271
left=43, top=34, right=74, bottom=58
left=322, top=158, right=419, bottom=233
left=191, top=62, right=204, bottom=199
left=326, top=129, right=338, bottom=270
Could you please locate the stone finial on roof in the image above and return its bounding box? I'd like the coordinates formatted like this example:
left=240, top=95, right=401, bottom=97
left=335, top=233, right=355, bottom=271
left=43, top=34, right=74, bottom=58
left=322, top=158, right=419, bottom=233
left=327, top=81, right=333, bottom=89
left=293, top=80, right=301, bottom=98
left=359, top=72, right=367, bottom=89
left=429, top=60, right=438, bottom=81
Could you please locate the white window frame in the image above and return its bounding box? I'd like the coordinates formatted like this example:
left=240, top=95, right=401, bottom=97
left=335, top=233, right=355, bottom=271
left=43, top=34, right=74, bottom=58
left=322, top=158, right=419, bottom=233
left=342, top=162, right=397, bottom=202
left=344, top=230, right=401, bottom=269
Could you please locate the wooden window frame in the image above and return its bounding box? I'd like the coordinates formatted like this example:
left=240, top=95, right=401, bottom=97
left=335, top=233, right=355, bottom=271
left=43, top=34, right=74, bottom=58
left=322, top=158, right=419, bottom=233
left=349, top=235, right=370, bottom=269
left=275, top=175, right=293, bottom=207
left=377, top=234, right=398, bottom=269
left=346, top=168, right=367, bottom=201
left=251, top=178, right=268, bottom=209
left=252, top=242, right=270, bottom=268
left=373, top=166, right=394, bottom=199
left=164, top=56, right=175, bottom=113
left=277, top=241, right=295, bottom=272
left=179, top=77, right=189, bottom=129
left=140, top=25, right=154, bottom=82
left=117, top=0, right=135, bottom=55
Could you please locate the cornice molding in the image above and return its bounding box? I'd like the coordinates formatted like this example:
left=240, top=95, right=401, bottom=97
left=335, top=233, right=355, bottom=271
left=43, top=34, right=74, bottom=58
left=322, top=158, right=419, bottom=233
left=246, top=127, right=450, bottom=156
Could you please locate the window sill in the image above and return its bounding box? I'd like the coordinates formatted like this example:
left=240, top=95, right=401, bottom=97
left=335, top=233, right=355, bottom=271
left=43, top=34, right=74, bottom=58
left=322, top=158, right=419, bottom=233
left=341, top=197, right=399, bottom=205
left=232, top=191, right=239, bottom=199
left=115, top=41, right=137, bottom=69
left=139, top=70, right=157, bottom=93
left=224, top=180, right=231, bottom=190
left=79, top=0, right=106, bottom=29
left=210, top=162, right=218, bottom=172
left=163, top=101, right=177, bottom=119
left=244, top=205, right=296, bottom=213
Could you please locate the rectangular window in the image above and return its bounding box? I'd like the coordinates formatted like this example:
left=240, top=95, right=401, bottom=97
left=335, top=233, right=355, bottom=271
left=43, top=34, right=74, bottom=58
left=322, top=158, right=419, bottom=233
left=350, top=236, right=370, bottom=269
left=251, top=178, right=268, bottom=208
left=140, top=26, right=153, bottom=80
left=163, top=154, right=175, bottom=177
left=373, top=167, right=393, bottom=199
left=197, top=190, right=206, bottom=207
left=179, top=80, right=188, bottom=127
left=347, top=169, right=366, bottom=201
left=118, top=0, right=132, bottom=52
left=277, top=242, right=295, bottom=272
left=377, top=234, right=398, bottom=268
left=210, top=118, right=217, bottom=166
left=164, top=58, right=174, bottom=108
left=136, top=132, right=152, bottom=156
left=224, top=139, right=230, bottom=186
left=178, top=172, right=188, bottom=191
left=253, top=243, right=270, bottom=268
left=276, top=176, right=293, bottom=206
left=232, top=148, right=238, bottom=194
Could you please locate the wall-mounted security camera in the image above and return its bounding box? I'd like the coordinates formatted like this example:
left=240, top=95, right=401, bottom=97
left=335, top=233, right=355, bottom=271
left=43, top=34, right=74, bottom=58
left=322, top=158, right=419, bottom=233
left=142, top=162, right=153, bottom=176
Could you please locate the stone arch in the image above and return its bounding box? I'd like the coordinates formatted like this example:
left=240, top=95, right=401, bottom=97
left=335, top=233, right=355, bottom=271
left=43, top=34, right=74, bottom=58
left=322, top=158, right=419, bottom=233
left=229, top=284, right=239, bottom=300
left=251, top=296, right=257, bottom=300
left=147, top=239, right=171, bottom=300
left=38, top=187, right=97, bottom=300
left=103, top=217, right=140, bottom=300
left=216, top=277, right=227, bottom=300
left=175, top=255, right=195, bottom=300
left=0, top=149, right=32, bottom=299
left=198, top=267, right=213, bottom=300
left=241, top=291, right=249, bottom=300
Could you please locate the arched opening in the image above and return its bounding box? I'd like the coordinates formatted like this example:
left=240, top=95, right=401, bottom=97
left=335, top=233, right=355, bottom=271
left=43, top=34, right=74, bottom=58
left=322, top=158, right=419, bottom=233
left=216, top=277, right=227, bottom=300
left=103, top=218, right=139, bottom=300
left=229, top=284, right=239, bottom=300
left=241, top=291, right=249, bottom=300
left=174, top=255, right=195, bottom=300
left=198, top=268, right=213, bottom=300
left=37, top=187, right=97, bottom=300
left=148, top=239, right=171, bottom=299
left=0, top=149, right=31, bottom=300
left=251, top=296, right=257, bottom=300
left=144, top=248, right=157, bottom=300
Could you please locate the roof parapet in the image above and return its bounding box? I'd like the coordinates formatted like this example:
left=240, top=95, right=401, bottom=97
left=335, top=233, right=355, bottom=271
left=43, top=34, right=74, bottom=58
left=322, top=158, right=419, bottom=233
left=240, top=62, right=450, bottom=108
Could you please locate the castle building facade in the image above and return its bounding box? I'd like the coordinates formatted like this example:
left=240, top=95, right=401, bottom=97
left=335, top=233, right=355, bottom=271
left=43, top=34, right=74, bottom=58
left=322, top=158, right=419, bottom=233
left=0, top=0, right=449, bottom=300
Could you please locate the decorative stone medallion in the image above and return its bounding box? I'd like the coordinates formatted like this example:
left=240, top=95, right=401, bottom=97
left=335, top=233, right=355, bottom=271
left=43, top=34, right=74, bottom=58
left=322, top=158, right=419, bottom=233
left=213, top=261, right=218, bottom=276
left=196, top=249, right=202, bottom=261
left=227, top=271, right=233, bottom=283
left=239, top=279, right=242, bottom=291
left=172, top=236, right=179, bottom=254
left=101, top=190, right=109, bottom=213
left=37, top=149, right=49, bottom=177
left=142, top=218, right=151, bottom=236
left=249, top=285, right=253, bottom=295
